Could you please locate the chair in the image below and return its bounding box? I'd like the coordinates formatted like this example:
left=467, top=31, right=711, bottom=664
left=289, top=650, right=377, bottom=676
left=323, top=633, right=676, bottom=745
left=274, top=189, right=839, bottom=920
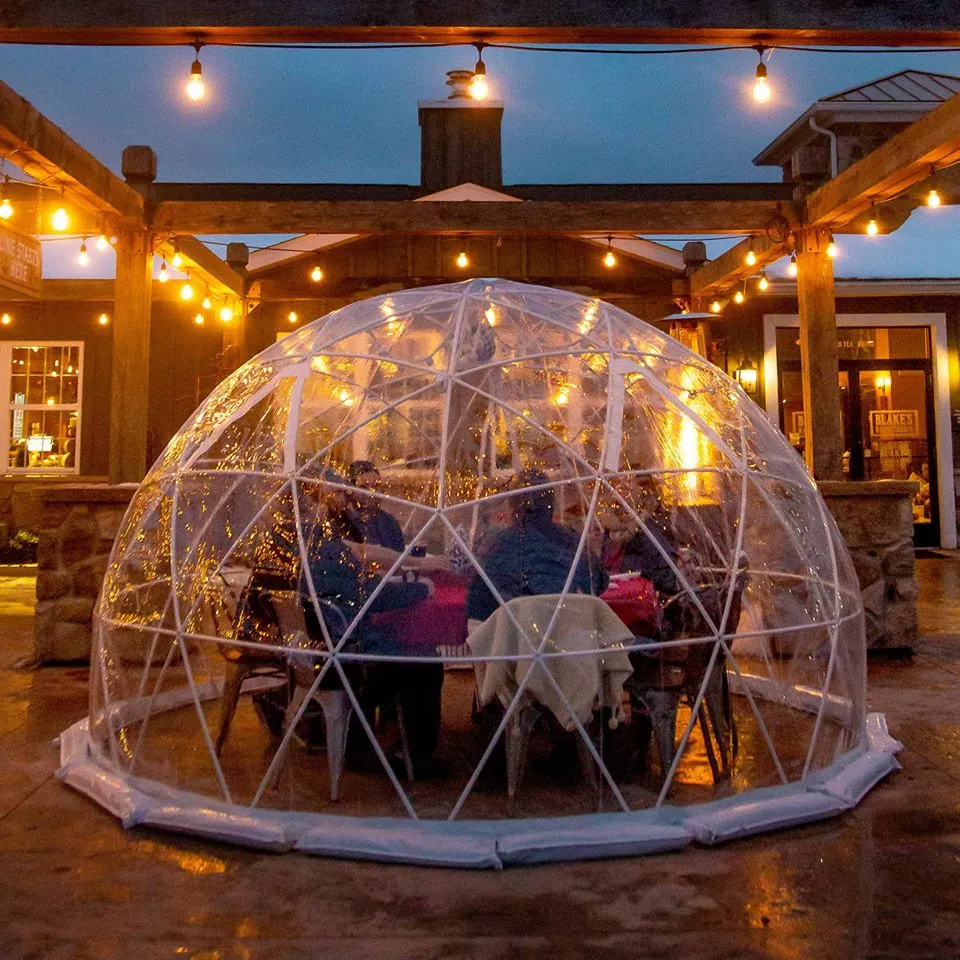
left=627, top=568, right=746, bottom=785
left=269, top=591, right=415, bottom=801
left=213, top=569, right=292, bottom=757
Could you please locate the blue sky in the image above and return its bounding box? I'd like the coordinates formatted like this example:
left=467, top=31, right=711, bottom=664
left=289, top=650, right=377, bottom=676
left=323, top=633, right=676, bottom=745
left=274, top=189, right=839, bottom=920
left=5, top=42, right=960, bottom=278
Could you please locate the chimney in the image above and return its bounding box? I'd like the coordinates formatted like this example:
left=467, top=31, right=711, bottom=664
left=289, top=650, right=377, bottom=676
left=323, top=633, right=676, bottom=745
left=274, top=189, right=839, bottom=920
left=418, top=70, right=504, bottom=192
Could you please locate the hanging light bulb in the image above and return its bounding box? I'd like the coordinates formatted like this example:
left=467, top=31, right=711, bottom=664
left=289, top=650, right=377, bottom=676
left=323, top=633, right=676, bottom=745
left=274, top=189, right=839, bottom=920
left=787, top=253, right=798, bottom=278
left=171, top=244, right=184, bottom=269
left=927, top=187, right=942, bottom=208
left=288, top=310, right=298, bottom=324
left=758, top=270, right=769, bottom=292
left=95, top=234, right=110, bottom=251
left=456, top=249, right=470, bottom=269
left=469, top=43, right=489, bottom=101
left=186, top=42, right=205, bottom=101
left=745, top=242, right=757, bottom=267
left=202, top=294, right=212, bottom=310
left=734, top=289, right=745, bottom=305
left=51, top=191, right=69, bottom=232
left=1, top=313, right=11, bottom=326
left=0, top=177, right=13, bottom=221
left=709, top=300, right=721, bottom=314
left=180, top=282, right=194, bottom=301
left=97, top=313, right=109, bottom=326
left=310, top=265, right=324, bottom=283
left=77, top=239, right=89, bottom=267
left=219, top=306, right=233, bottom=322
left=866, top=216, right=879, bottom=236
left=158, top=259, right=169, bottom=283
left=752, top=46, right=771, bottom=103
left=826, top=234, right=838, bottom=259
left=602, top=236, right=617, bottom=269
left=193, top=313, right=204, bottom=326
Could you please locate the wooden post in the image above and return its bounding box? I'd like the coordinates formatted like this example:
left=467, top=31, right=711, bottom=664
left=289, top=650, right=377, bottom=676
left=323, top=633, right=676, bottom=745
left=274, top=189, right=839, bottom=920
left=796, top=230, right=843, bottom=480
left=108, top=227, right=153, bottom=483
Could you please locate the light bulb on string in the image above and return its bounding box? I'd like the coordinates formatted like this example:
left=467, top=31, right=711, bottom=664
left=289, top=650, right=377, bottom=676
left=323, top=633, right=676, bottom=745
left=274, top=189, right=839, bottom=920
left=158, top=259, right=169, bottom=283
left=219, top=306, right=233, bottom=323
left=456, top=249, right=470, bottom=269
left=193, top=313, right=204, bottom=326
left=866, top=208, right=879, bottom=236
left=469, top=43, right=489, bottom=100
left=0, top=177, right=13, bottom=221
left=77, top=239, right=89, bottom=267
left=734, top=288, right=745, bottom=305
left=1, top=313, right=11, bottom=326
left=95, top=234, right=110, bottom=251
left=709, top=300, right=721, bottom=314
left=758, top=270, right=769, bottom=292
left=787, top=253, right=798, bottom=278
left=51, top=190, right=69, bottom=232
left=926, top=167, right=942, bottom=208
left=745, top=242, right=757, bottom=267
left=826, top=234, right=838, bottom=259
left=180, top=282, right=194, bottom=301
left=186, top=42, right=205, bottom=101
left=288, top=311, right=298, bottom=324
left=310, top=265, right=323, bottom=283
left=97, top=313, right=109, bottom=326
left=602, top=236, right=617, bottom=269
left=202, top=294, right=212, bottom=310
left=752, top=45, right=771, bottom=103
left=171, top=244, right=184, bottom=269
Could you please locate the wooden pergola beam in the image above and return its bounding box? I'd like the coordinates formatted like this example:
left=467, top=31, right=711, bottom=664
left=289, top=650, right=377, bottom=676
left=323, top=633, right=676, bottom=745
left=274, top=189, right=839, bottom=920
left=0, top=79, right=144, bottom=225
left=1, top=2, right=958, bottom=45
left=154, top=235, right=247, bottom=297
left=151, top=198, right=799, bottom=235
left=689, top=235, right=787, bottom=298
left=805, top=91, right=960, bottom=228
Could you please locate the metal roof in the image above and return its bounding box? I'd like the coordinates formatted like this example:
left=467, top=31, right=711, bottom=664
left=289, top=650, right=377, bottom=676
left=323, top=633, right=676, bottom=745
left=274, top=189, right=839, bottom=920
left=822, top=70, right=960, bottom=103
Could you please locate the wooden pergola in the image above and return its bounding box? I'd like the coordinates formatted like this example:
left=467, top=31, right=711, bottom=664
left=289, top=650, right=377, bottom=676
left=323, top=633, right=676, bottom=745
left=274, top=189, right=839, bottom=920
left=2, top=2, right=960, bottom=484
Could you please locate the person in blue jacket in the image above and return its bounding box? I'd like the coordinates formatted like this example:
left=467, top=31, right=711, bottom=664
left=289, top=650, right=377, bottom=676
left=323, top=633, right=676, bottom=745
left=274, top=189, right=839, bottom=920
left=343, top=460, right=406, bottom=554
left=467, top=469, right=609, bottom=622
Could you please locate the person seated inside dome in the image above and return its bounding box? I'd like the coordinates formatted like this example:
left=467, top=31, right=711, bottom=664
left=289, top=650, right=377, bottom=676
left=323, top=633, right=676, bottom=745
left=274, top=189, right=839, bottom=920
left=344, top=459, right=405, bottom=553
left=467, top=468, right=609, bottom=623
left=299, top=474, right=445, bottom=777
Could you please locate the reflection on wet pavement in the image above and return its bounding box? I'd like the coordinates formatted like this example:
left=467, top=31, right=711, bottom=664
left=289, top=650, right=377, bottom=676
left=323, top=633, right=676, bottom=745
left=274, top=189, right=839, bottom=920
left=2, top=565, right=960, bottom=957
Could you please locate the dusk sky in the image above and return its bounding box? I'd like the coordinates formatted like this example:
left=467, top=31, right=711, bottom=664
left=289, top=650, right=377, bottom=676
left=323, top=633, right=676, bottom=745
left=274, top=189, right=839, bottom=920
left=4, top=42, right=960, bottom=280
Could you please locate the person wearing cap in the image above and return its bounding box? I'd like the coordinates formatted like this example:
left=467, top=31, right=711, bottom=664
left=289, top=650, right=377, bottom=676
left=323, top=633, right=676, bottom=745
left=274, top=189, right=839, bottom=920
left=344, top=460, right=405, bottom=553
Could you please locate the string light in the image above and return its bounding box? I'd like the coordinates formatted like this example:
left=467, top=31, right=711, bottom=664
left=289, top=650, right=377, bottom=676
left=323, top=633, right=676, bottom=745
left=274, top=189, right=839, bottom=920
left=288, top=310, right=298, bottom=324
left=194, top=313, right=204, bottom=326
left=202, top=292, right=212, bottom=310
left=310, top=265, right=324, bottom=282
left=97, top=313, right=109, bottom=326
left=734, top=288, right=745, bottom=305
left=752, top=45, right=771, bottom=103
left=51, top=190, right=69, bottom=232
left=826, top=234, right=838, bottom=258
left=709, top=300, right=721, bottom=314
left=758, top=270, right=769, bottom=291
left=186, top=42, right=205, bottom=101
left=456, top=248, right=470, bottom=269
left=927, top=167, right=942, bottom=207
left=602, top=236, right=617, bottom=269
left=0, top=177, right=13, bottom=221
left=0, top=313, right=11, bottom=326
left=158, top=259, right=169, bottom=283
left=469, top=42, right=489, bottom=100
left=866, top=206, right=879, bottom=236
left=95, top=234, right=110, bottom=251
left=745, top=241, right=757, bottom=267
left=180, top=282, right=194, bottom=301
left=219, top=306, right=233, bottom=322
left=787, top=253, right=798, bottom=277
left=77, top=239, right=89, bottom=267
left=171, top=243, right=184, bottom=269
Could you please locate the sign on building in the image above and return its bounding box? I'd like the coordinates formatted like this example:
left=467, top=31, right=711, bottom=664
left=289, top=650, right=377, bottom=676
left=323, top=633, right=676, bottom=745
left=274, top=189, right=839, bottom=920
left=0, top=224, right=41, bottom=297
left=869, top=409, right=921, bottom=440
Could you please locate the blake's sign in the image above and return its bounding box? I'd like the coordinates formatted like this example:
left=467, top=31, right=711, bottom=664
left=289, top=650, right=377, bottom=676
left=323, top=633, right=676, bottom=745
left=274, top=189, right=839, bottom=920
left=869, top=409, right=921, bottom=439
left=0, top=224, right=41, bottom=296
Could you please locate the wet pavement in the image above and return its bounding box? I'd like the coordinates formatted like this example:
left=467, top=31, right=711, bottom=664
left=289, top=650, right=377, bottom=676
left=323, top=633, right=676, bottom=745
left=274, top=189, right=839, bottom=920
left=2, top=560, right=960, bottom=958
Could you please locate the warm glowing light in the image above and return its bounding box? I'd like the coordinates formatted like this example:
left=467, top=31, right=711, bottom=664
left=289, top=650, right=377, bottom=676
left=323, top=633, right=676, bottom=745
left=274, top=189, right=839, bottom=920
left=385, top=319, right=402, bottom=337
left=202, top=295, right=212, bottom=310
left=735, top=362, right=759, bottom=393
left=866, top=217, right=879, bottom=236
left=787, top=254, right=798, bottom=278
left=310, top=265, right=324, bottom=283
left=288, top=311, right=298, bottom=324
left=456, top=250, right=469, bottom=269
left=875, top=373, right=892, bottom=392
left=554, top=387, right=570, bottom=406
left=46, top=397, right=54, bottom=406
left=484, top=305, right=499, bottom=326
left=758, top=271, right=769, bottom=292
left=51, top=206, right=69, bottom=232
left=0, top=197, right=12, bottom=221
left=826, top=239, right=838, bottom=259
left=310, top=356, right=329, bottom=374
left=77, top=240, right=89, bottom=267
left=158, top=260, right=169, bottom=283
left=98, top=312, right=109, bottom=326
left=603, top=249, right=617, bottom=269
left=193, top=313, right=204, bottom=326
left=745, top=248, right=757, bottom=267
left=337, top=387, right=355, bottom=407
left=172, top=249, right=184, bottom=269
left=753, top=61, right=771, bottom=103
left=180, top=283, right=194, bottom=301
left=186, top=46, right=205, bottom=101
left=0, top=313, right=10, bottom=326
left=96, top=234, right=110, bottom=251
left=219, top=306, right=233, bottom=323
left=927, top=188, right=942, bottom=208
left=734, top=290, right=745, bottom=304
left=469, top=48, right=489, bottom=100
left=709, top=300, right=721, bottom=314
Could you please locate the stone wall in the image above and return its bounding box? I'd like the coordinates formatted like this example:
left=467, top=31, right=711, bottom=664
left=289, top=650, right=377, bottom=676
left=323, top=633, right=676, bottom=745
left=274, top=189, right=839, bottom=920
left=33, top=485, right=135, bottom=662
left=819, top=480, right=919, bottom=653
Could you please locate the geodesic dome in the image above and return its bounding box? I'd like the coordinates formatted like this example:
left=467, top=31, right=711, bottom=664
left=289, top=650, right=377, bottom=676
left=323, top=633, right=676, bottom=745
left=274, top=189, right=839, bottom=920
left=61, top=279, right=900, bottom=866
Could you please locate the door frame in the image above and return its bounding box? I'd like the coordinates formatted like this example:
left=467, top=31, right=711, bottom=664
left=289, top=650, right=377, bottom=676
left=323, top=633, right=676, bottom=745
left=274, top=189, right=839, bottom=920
left=763, top=312, right=956, bottom=549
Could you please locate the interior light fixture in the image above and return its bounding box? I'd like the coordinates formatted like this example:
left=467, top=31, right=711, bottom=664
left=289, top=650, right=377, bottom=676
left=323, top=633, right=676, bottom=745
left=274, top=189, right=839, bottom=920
left=186, top=42, right=205, bottom=101
left=219, top=306, right=233, bottom=322
left=456, top=247, right=470, bottom=269
left=1, top=313, right=11, bottom=326
left=202, top=292, right=212, bottom=310
left=51, top=190, right=69, bottom=232
left=752, top=45, right=771, bottom=103
left=709, top=300, right=722, bottom=314
left=469, top=42, right=489, bottom=100
left=194, top=313, right=204, bottom=326
left=734, top=360, right=759, bottom=394
left=171, top=243, right=184, bottom=269
left=734, top=288, right=745, bottom=305
left=288, top=311, right=298, bottom=324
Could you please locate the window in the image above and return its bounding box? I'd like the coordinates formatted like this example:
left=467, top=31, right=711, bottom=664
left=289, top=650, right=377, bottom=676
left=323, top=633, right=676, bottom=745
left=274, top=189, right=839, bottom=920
left=2, top=342, right=82, bottom=473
